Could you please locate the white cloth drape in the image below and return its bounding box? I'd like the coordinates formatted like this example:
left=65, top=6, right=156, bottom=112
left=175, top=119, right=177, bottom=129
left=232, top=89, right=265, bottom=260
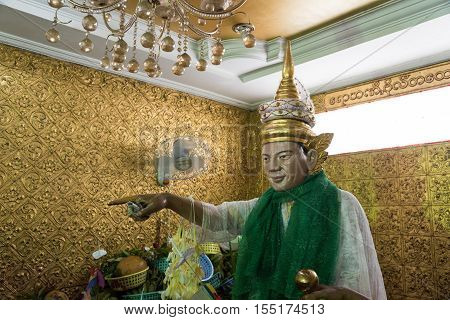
left=196, top=190, right=387, bottom=300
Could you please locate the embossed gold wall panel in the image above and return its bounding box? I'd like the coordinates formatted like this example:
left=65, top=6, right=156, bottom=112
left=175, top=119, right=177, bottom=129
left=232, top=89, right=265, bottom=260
left=0, top=44, right=254, bottom=299
left=323, top=141, right=449, bottom=299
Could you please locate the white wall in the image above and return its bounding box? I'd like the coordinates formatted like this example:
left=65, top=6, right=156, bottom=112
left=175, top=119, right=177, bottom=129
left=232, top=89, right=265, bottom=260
left=314, top=86, right=450, bottom=155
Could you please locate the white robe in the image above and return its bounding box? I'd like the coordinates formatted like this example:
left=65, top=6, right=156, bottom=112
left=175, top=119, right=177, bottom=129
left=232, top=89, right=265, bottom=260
left=197, top=189, right=387, bottom=300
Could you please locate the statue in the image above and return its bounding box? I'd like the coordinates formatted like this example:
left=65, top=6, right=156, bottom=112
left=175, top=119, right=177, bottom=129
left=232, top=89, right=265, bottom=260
left=109, top=41, right=387, bottom=300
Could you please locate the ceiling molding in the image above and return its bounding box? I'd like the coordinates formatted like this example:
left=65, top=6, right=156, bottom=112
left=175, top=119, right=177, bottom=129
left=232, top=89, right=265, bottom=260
left=266, top=37, right=285, bottom=62
left=0, top=31, right=253, bottom=109
left=239, top=0, right=450, bottom=83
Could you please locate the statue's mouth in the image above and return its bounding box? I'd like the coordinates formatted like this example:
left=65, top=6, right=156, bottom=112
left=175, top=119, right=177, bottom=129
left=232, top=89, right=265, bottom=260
left=270, top=176, right=285, bottom=183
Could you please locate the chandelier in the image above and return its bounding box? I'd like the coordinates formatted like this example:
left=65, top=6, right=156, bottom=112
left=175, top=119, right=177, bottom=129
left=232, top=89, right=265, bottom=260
left=45, top=0, right=256, bottom=77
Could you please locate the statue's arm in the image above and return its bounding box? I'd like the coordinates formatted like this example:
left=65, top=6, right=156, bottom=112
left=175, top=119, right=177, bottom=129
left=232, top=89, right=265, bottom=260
left=108, top=192, right=206, bottom=227
left=108, top=193, right=258, bottom=242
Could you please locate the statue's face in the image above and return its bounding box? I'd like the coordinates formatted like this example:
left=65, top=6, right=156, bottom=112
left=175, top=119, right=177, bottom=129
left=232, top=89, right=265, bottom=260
left=262, top=141, right=315, bottom=191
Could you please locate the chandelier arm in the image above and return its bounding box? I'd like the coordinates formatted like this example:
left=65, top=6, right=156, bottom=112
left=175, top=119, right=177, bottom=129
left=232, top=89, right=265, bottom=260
left=55, top=6, right=72, bottom=25
left=104, top=34, right=116, bottom=52
left=231, top=11, right=249, bottom=20
left=66, top=0, right=126, bottom=13
left=174, top=0, right=247, bottom=19
left=172, top=4, right=220, bottom=37
left=101, top=11, right=138, bottom=36
left=156, top=19, right=169, bottom=42
left=102, top=12, right=122, bottom=34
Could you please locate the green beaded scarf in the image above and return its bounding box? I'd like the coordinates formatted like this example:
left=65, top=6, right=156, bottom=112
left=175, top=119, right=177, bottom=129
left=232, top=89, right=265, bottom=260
left=232, top=171, right=340, bottom=299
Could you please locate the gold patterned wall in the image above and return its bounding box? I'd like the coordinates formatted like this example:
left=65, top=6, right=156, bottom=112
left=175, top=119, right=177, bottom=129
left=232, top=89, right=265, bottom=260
left=0, top=44, right=255, bottom=299
left=325, top=142, right=449, bottom=299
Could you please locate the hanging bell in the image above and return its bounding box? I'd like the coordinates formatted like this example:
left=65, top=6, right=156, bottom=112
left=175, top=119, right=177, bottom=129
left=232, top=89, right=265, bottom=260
left=112, top=52, right=126, bottom=63
left=243, top=33, right=256, bottom=48
left=137, top=0, right=153, bottom=19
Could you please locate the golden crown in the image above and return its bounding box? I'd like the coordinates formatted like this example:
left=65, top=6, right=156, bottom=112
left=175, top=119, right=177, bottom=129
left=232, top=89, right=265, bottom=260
left=258, top=41, right=333, bottom=173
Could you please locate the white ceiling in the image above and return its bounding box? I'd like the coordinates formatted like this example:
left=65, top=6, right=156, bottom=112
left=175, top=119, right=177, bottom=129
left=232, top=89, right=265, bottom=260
left=1, top=0, right=449, bottom=110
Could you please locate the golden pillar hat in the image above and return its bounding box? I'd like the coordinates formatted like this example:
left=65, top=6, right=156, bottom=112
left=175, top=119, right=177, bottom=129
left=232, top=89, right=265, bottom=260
left=258, top=41, right=333, bottom=172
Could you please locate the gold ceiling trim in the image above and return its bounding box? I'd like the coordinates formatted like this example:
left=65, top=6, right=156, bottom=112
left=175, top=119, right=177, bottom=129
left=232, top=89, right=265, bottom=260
left=311, top=61, right=450, bottom=113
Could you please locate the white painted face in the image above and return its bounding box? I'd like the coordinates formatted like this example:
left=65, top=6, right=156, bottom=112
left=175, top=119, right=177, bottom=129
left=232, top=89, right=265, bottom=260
left=262, top=141, right=317, bottom=191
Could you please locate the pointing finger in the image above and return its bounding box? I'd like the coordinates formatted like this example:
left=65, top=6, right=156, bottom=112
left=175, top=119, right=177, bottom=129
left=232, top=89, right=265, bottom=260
left=107, top=195, right=139, bottom=206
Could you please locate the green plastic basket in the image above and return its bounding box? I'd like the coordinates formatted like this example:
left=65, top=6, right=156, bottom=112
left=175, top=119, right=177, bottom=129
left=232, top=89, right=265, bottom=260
left=122, top=291, right=163, bottom=300
left=154, top=258, right=170, bottom=273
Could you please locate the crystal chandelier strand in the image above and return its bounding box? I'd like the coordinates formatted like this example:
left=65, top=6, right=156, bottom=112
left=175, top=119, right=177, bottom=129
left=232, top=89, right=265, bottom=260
left=174, top=0, right=247, bottom=19
left=172, top=3, right=220, bottom=38
left=101, top=11, right=138, bottom=36
left=66, top=0, right=125, bottom=13
left=45, top=0, right=256, bottom=77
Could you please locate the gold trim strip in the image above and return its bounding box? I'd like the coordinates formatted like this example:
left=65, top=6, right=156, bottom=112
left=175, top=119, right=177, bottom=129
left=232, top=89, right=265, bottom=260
left=312, top=61, right=450, bottom=112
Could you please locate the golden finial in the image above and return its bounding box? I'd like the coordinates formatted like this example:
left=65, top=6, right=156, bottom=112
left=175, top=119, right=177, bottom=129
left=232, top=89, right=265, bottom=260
left=275, top=40, right=299, bottom=100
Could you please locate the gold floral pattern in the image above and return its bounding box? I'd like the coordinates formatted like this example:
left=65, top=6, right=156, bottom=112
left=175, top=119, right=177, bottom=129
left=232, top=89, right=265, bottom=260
left=322, top=141, right=450, bottom=299
left=0, top=44, right=255, bottom=299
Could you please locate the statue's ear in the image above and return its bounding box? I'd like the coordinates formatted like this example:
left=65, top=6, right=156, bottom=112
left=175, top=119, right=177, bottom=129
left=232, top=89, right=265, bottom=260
left=306, top=149, right=318, bottom=172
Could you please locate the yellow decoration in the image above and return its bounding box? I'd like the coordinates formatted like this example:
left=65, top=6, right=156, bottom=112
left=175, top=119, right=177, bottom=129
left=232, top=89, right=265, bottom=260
left=199, top=242, right=221, bottom=255
left=162, top=226, right=203, bottom=300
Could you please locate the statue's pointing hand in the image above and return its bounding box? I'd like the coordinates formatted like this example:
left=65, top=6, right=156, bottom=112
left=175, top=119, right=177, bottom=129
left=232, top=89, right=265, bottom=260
left=107, top=194, right=168, bottom=222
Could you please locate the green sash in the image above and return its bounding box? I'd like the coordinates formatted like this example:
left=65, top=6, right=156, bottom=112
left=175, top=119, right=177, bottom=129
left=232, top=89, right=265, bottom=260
left=232, top=171, right=340, bottom=299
